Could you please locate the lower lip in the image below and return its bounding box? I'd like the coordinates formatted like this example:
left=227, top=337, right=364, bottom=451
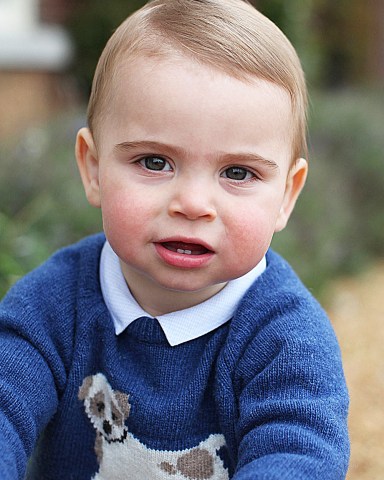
left=154, top=243, right=214, bottom=268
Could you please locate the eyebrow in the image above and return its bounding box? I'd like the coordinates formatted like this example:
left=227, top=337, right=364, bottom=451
left=221, top=152, right=280, bottom=171
left=114, top=140, right=183, bottom=156
left=114, top=140, right=280, bottom=171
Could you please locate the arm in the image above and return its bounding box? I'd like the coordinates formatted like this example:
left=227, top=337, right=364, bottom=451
left=234, top=333, right=349, bottom=479
left=0, top=331, right=59, bottom=479
left=222, top=288, right=350, bottom=479
left=0, top=273, right=73, bottom=478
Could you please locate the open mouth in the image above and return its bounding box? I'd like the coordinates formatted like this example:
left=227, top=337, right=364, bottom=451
left=161, top=241, right=212, bottom=256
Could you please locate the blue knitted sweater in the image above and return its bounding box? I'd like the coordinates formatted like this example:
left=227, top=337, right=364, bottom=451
left=0, top=234, right=349, bottom=479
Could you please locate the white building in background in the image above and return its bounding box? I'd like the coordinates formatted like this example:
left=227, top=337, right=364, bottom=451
left=0, top=0, right=72, bottom=69
left=0, top=0, right=38, bottom=32
left=0, top=0, right=74, bottom=139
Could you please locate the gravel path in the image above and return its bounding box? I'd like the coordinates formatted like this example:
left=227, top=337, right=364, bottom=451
left=327, top=263, right=384, bottom=479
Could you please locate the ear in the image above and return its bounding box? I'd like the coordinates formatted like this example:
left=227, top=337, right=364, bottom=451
left=75, top=127, right=101, bottom=208
left=115, top=391, right=131, bottom=419
left=78, top=375, right=93, bottom=401
left=275, top=157, right=308, bottom=232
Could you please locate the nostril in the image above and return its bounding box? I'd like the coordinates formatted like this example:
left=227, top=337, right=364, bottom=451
left=168, top=200, right=217, bottom=221
left=103, top=420, right=112, bottom=435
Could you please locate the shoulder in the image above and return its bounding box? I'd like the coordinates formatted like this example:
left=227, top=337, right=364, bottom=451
left=2, top=233, right=105, bottom=304
left=218, top=251, right=349, bottom=421
left=228, top=249, right=341, bottom=369
left=0, top=233, right=106, bottom=344
left=241, top=249, right=328, bottom=320
left=235, top=249, right=327, bottom=326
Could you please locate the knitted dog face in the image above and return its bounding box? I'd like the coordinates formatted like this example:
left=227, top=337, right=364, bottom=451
left=78, top=373, right=229, bottom=479
left=78, top=373, right=130, bottom=443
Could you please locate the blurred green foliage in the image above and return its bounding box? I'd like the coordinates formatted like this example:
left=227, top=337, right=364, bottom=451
left=67, top=0, right=147, bottom=95
left=0, top=112, right=102, bottom=296
left=272, top=88, right=384, bottom=294
left=1, top=89, right=383, bottom=298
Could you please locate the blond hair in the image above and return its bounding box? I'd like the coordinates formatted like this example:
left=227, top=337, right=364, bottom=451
left=88, top=0, right=308, bottom=161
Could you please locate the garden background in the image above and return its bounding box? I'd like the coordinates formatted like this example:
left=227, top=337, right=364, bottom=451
left=0, top=1, right=383, bottom=478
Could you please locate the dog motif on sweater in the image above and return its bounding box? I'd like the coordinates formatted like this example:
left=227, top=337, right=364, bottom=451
left=79, top=373, right=229, bottom=480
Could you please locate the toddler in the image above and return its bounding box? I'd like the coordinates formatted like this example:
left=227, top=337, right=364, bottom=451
left=0, top=0, right=349, bottom=478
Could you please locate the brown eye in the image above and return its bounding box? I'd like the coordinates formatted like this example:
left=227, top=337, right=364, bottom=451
left=222, top=167, right=253, bottom=181
left=139, top=156, right=171, bottom=171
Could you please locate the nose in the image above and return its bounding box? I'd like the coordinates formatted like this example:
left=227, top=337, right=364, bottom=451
left=168, top=179, right=217, bottom=221
left=103, top=420, right=112, bottom=435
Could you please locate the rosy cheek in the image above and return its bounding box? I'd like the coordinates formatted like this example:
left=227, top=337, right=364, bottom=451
left=102, top=186, right=151, bottom=240
left=228, top=211, right=273, bottom=255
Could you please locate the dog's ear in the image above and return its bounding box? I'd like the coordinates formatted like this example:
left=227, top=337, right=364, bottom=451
left=115, top=391, right=131, bottom=419
left=78, top=375, right=94, bottom=400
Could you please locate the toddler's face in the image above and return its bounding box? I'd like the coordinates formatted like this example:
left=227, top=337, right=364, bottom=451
left=77, top=54, right=306, bottom=312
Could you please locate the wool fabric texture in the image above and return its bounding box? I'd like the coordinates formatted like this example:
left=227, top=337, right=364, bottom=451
left=0, top=233, right=349, bottom=479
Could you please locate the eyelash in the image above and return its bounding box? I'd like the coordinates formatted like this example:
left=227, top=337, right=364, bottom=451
left=136, top=156, right=259, bottom=183
left=220, top=166, right=257, bottom=182
left=138, top=156, right=172, bottom=171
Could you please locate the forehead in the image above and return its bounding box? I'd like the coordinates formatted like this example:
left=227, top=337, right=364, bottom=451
left=100, top=54, right=293, bottom=160
left=113, top=51, right=292, bottom=107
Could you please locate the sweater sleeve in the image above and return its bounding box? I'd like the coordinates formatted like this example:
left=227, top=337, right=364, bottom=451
left=229, top=293, right=350, bottom=480
left=0, top=262, right=76, bottom=478
left=0, top=328, right=59, bottom=478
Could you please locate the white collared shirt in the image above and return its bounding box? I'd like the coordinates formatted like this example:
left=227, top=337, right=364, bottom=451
left=99, top=241, right=266, bottom=346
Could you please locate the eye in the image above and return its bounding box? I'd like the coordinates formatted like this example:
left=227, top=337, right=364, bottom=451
left=139, top=156, right=172, bottom=171
left=97, top=402, right=105, bottom=413
left=221, top=167, right=255, bottom=181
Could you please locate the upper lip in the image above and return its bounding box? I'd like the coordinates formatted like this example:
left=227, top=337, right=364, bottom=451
left=155, top=237, right=215, bottom=253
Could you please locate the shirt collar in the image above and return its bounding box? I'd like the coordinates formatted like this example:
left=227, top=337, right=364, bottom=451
left=100, top=241, right=266, bottom=346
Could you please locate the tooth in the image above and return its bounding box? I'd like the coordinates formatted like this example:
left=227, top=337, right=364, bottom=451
left=176, top=249, right=192, bottom=255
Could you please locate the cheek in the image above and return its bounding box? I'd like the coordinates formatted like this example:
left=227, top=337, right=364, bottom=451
left=222, top=206, right=279, bottom=271
left=232, top=216, right=273, bottom=255
left=99, top=187, right=150, bottom=243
